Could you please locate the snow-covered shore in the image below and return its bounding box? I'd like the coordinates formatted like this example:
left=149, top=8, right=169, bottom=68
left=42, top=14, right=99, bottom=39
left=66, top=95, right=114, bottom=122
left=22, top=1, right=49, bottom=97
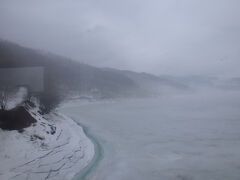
left=0, top=105, right=95, bottom=180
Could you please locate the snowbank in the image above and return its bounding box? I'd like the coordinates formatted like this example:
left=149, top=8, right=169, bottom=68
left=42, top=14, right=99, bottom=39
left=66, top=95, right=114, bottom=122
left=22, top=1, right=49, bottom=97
left=0, top=105, right=95, bottom=180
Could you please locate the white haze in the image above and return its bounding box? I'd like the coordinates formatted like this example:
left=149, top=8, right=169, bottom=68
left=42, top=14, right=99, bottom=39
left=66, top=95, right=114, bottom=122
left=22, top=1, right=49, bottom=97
left=0, top=0, right=240, bottom=77
left=0, top=1, right=240, bottom=179
left=61, top=89, right=240, bottom=180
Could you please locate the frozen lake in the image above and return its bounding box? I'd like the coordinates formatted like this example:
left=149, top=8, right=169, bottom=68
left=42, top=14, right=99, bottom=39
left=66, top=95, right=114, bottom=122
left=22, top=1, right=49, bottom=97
left=61, top=89, right=240, bottom=180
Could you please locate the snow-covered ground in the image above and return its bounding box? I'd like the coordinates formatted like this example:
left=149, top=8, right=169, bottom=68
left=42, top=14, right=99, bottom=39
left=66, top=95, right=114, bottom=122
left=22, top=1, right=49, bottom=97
left=0, top=105, right=94, bottom=180
left=61, top=88, right=240, bottom=180
left=1, top=87, right=240, bottom=180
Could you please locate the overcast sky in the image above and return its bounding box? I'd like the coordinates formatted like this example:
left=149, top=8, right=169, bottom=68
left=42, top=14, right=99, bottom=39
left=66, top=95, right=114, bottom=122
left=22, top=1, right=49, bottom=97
left=0, top=0, right=240, bottom=77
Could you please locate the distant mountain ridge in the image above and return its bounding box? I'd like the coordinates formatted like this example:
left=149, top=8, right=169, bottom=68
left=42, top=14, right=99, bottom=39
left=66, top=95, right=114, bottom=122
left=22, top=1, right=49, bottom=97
left=0, top=40, right=187, bottom=99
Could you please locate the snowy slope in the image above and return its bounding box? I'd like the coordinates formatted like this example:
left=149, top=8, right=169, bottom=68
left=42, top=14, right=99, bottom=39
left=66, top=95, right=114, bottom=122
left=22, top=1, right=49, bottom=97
left=0, top=104, right=94, bottom=180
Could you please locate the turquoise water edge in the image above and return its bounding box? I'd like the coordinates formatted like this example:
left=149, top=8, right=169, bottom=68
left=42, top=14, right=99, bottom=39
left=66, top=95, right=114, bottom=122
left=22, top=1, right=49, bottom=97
left=72, top=118, right=103, bottom=180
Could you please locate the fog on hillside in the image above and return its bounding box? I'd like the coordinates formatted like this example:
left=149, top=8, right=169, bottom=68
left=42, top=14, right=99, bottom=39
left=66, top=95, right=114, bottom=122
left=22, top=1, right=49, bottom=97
left=0, top=1, right=240, bottom=180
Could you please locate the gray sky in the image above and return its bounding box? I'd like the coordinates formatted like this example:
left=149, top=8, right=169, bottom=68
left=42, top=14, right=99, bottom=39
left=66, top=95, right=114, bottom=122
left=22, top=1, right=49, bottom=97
left=0, top=0, right=240, bottom=77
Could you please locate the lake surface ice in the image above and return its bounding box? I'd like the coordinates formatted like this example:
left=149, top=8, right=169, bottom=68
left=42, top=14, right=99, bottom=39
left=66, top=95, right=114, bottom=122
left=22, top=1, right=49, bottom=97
left=62, top=89, right=240, bottom=180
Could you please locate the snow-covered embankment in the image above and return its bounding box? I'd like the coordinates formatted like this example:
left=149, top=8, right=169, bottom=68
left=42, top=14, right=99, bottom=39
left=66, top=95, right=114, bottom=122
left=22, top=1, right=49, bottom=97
left=0, top=105, right=95, bottom=180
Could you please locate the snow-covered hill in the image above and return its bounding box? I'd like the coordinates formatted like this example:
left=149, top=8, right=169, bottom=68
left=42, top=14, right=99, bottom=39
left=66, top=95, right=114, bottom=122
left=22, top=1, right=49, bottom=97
left=0, top=104, right=94, bottom=180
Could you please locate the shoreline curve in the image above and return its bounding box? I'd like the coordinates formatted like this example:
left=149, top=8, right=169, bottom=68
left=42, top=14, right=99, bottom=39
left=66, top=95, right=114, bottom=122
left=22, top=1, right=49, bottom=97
left=72, top=119, right=103, bottom=180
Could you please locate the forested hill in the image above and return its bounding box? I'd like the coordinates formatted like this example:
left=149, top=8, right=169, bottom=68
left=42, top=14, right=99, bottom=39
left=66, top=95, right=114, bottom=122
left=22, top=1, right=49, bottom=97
left=0, top=40, right=187, bottom=99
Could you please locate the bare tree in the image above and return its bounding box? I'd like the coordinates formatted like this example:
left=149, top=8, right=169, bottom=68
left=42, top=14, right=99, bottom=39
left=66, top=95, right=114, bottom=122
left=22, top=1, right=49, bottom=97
left=38, top=91, right=62, bottom=114
left=0, top=87, right=9, bottom=110
left=0, top=86, right=30, bottom=111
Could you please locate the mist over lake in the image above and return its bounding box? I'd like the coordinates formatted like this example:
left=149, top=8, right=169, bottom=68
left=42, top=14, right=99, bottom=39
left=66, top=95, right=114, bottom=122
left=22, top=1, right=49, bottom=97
left=61, top=88, right=240, bottom=180
left=1, top=0, right=240, bottom=179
